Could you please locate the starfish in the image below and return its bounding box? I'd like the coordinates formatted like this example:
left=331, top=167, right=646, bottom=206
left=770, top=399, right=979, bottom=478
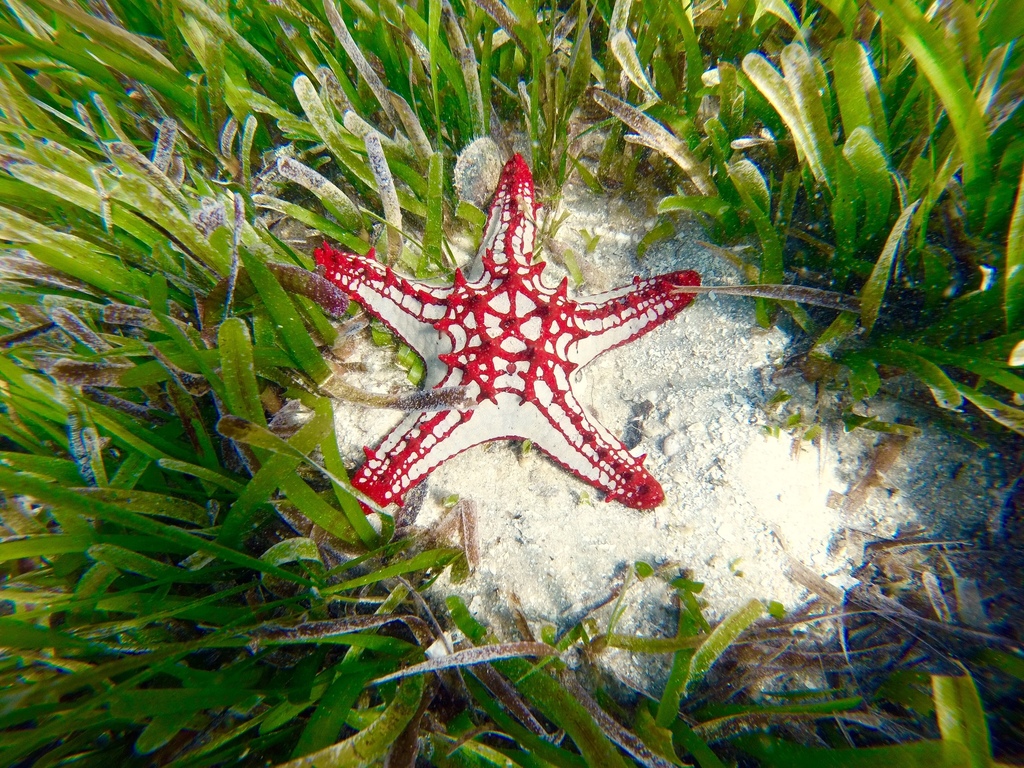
left=314, top=154, right=699, bottom=510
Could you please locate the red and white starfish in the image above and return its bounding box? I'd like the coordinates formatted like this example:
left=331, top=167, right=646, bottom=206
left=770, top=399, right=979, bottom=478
left=315, top=154, right=699, bottom=510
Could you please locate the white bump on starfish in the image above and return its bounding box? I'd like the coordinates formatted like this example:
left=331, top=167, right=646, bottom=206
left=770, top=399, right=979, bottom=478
left=555, top=332, right=573, bottom=358
left=515, top=292, right=536, bottom=316
left=495, top=373, right=525, bottom=391
left=553, top=365, right=570, bottom=392
left=449, top=324, right=467, bottom=350
left=500, top=337, right=527, bottom=354
left=488, top=292, right=511, bottom=313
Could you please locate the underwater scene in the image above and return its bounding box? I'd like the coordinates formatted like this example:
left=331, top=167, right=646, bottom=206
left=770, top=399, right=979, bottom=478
left=0, top=0, right=1021, bottom=765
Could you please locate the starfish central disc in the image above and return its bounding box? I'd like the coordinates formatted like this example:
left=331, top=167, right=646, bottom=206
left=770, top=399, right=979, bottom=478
left=314, top=153, right=700, bottom=511
left=437, top=265, right=576, bottom=406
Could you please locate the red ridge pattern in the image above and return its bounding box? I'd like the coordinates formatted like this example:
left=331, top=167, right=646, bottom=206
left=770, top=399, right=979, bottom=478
left=315, top=154, right=699, bottom=511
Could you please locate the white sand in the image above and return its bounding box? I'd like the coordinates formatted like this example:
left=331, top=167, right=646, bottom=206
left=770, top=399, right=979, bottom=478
left=328, top=184, right=1012, bottom=679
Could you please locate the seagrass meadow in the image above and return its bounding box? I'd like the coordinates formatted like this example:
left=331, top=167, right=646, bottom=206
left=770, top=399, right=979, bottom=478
left=0, top=0, right=1022, bottom=764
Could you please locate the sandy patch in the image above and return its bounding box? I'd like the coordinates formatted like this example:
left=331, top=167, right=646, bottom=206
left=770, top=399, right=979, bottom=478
left=328, top=182, right=1014, bottom=681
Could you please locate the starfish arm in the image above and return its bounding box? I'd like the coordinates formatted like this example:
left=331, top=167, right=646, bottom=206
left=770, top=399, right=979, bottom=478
left=315, top=243, right=452, bottom=358
left=567, top=270, right=700, bottom=367
left=517, top=383, right=665, bottom=509
left=353, top=398, right=509, bottom=508
left=471, top=154, right=540, bottom=279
